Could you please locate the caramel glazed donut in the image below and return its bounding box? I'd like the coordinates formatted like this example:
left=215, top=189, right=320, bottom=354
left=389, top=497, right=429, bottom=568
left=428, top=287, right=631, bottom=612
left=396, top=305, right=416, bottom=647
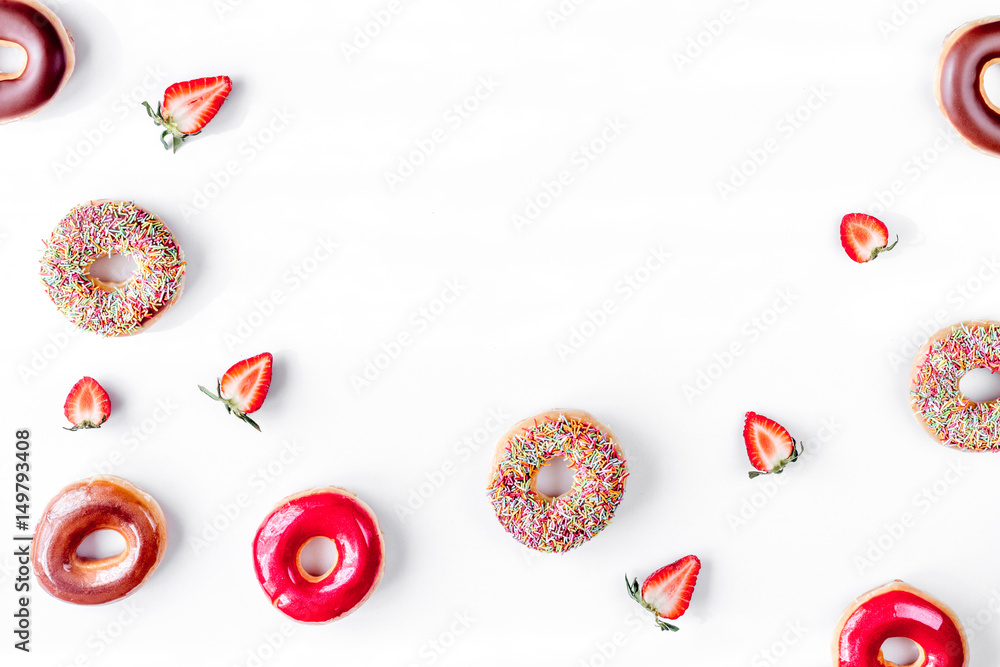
left=833, top=581, right=968, bottom=667
left=909, top=321, right=1000, bottom=451
left=487, top=409, right=628, bottom=553
left=32, top=476, right=168, bottom=605
left=936, top=17, right=1000, bottom=157
left=0, top=0, right=75, bottom=123
left=39, top=200, right=186, bottom=336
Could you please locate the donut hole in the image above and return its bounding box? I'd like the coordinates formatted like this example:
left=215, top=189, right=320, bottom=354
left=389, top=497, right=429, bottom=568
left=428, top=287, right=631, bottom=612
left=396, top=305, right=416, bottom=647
left=0, top=42, right=27, bottom=80
left=296, top=536, right=339, bottom=582
left=879, top=637, right=922, bottom=667
left=533, top=456, right=575, bottom=499
left=958, top=367, right=1000, bottom=403
left=76, top=529, right=126, bottom=561
left=87, top=254, right=139, bottom=287
left=982, top=59, right=1000, bottom=114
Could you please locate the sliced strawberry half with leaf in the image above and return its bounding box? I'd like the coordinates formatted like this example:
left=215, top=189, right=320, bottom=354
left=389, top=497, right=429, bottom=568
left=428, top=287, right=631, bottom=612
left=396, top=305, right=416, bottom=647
left=199, top=352, right=272, bottom=431
left=143, top=76, right=233, bottom=153
left=626, top=555, right=701, bottom=632
left=744, top=411, right=802, bottom=479
left=64, top=377, right=111, bottom=431
left=840, top=213, right=898, bottom=263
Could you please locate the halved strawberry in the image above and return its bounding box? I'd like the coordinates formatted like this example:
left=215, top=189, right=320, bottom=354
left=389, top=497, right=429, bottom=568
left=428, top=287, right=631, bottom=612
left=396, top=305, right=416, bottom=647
left=744, top=411, right=802, bottom=479
left=840, top=213, right=898, bottom=263
left=199, top=352, right=272, bottom=431
left=143, top=76, right=233, bottom=153
left=64, top=377, right=111, bottom=431
left=626, top=555, right=701, bottom=632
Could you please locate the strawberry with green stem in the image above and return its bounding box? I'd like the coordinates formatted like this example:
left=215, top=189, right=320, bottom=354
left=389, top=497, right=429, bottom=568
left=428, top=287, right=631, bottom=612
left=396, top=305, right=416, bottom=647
left=744, top=411, right=802, bottom=479
left=64, top=377, right=111, bottom=431
left=199, top=352, right=272, bottom=431
left=626, top=555, right=701, bottom=632
left=840, top=213, right=898, bottom=263
left=143, top=76, right=232, bottom=153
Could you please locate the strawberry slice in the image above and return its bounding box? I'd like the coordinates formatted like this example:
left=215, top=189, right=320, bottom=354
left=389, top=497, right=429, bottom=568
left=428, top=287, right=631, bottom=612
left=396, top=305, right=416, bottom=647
left=199, top=352, right=272, bottom=431
left=63, top=377, right=111, bottom=431
left=840, top=213, right=898, bottom=263
left=143, top=76, right=233, bottom=153
left=626, top=555, right=701, bottom=632
left=744, top=411, right=802, bottom=479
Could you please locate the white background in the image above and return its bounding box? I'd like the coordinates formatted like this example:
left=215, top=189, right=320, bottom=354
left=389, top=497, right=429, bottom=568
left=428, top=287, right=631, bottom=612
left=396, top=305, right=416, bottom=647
left=4, top=0, right=1000, bottom=665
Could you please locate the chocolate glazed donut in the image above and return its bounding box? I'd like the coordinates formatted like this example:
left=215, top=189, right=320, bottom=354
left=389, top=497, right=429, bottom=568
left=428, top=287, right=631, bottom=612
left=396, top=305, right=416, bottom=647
left=0, top=0, right=75, bottom=123
left=32, top=476, right=168, bottom=605
left=936, top=18, right=1000, bottom=157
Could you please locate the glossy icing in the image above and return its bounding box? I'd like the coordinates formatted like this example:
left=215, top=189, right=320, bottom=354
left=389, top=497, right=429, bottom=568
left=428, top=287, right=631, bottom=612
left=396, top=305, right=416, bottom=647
left=937, top=18, right=1000, bottom=156
left=835, top=582, right=968, bottom=667
left=253, top=487, right=385, bottom=623
left=32, top=476, right=167, bottom=605
left=0, top=0, right=74, bottom=122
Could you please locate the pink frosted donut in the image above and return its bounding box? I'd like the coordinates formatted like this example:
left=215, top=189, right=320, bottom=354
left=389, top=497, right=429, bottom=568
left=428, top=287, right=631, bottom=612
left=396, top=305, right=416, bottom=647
left=253, top=487, right=385, bottom=624
left=39, top=200, right=185, bottom=336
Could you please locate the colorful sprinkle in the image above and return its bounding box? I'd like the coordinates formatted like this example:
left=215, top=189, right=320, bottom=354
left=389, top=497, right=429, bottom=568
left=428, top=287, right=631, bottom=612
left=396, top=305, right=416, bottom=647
left=910, top=322, right=1000, bottom=451
left=487, top=412, right=628, bottom=553
left=39, top=201, right=185, bottom=337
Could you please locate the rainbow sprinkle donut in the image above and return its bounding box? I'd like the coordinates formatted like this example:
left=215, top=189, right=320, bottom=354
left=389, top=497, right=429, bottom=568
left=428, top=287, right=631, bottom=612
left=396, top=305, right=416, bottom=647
left=909, top=320, right=1000, bottom=451
left=487, top=409, right=628, bottom=553
left=40, top=200, right=185, bottom=336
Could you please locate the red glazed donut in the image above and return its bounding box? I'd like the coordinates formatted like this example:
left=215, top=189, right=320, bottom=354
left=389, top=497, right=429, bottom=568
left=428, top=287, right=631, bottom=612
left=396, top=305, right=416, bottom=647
left=936, top=17, right=1000, bottom=157
left=253, top=487, right=385, bottom=623
left=833, top=581, right=968, bottom=667
left=0, top=0, right=75, bottom=123
left=32, top=476, right=168, bottom=605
